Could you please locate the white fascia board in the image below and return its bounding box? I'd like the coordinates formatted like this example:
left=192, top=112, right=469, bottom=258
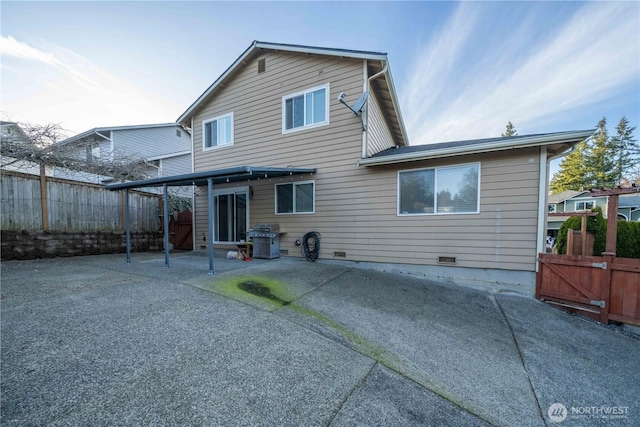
left=255, top=42, right=388, bottom=61
left=383, top=62, right=409, bottom=147
left=97, top=123, right=181, bottom=132
left=177, top=41, right=258, bottom=125
left=147, top=150, right=192, bottom=161
left=358, top=130, right=595, bottom=166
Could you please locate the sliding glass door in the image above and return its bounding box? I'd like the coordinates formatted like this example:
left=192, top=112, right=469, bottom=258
left=213, top=189, right=248, bottom=243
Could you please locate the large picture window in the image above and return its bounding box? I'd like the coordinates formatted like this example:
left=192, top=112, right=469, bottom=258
left=203, top=112, right=233, bottom=150
left=282, top=84, right=329, bottom=133
left=276, top=181, right=315, bottom=214
left=398, top=163, right=480, bottom=215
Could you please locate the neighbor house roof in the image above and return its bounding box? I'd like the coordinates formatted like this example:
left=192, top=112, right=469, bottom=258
left=58, top=123, right=188, bottom=146
left=358, top=130, right=595, bottom=166
left=176, top=40, right=408, bottom=147
left=548, top=190, right=585, bottom=204
left=620, top=194, right=640, bottom=208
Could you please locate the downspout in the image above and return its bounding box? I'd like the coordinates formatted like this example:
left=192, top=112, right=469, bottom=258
left=536, top=146, right=548, bottom=272
left=361, top=60, right=388, bottom=159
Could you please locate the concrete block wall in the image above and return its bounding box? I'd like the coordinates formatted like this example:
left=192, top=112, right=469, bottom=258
left=1, top=230, right=164, bottom=260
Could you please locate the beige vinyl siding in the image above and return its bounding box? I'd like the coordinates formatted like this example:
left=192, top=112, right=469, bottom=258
left=192, top=51, right=365, bottom=246
left=366, top=90, right=395, bottom=156
left=190, top=50, right=541, bottom=272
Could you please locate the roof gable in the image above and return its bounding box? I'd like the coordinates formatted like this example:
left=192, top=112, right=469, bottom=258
left=548, top=190, right=585, bottom=204
left=177, top=40, right=407, bottom=147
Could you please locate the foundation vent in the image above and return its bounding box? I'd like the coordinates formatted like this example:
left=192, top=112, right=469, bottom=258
left=438, top=256, right=456, bottom=264
left=333, top=251, right=346, bottom=258
left=280, top=249, right=289, bottom=255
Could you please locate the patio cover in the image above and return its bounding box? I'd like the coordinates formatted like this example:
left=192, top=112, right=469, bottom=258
left=105, top=166, right=316, bottom=273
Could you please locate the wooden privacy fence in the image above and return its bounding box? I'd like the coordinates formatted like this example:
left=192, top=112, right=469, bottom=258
left=537, top=187, right=640, bottom=327
left=1, top=170, right=159, bottom=231
left=536, top=253, right=640, bottom=326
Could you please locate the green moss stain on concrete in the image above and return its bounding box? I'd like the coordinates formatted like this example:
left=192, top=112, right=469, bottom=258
left=286, top=304, right=403, bottom=370
left=210, top=275, right=295, bottom=311
left=208, top=274, right=402, bottom=369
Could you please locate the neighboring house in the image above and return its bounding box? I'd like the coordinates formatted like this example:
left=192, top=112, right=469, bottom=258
left=164, top=40, right=595, bottom=291
left=0, top=121, right=44, bottom=175
left=547, top=191, right=640, bottom=238
left=58, top=123, right=192, bottom=193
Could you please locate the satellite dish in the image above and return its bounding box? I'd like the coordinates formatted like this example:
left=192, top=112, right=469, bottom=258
left=352, top=91, right=369, bottom=114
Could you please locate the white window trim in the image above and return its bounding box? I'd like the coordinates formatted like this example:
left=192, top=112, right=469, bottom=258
left=574, top=200, right=595, bottom=211
left=281, top=83, right=330, bottom=134
left=397, top=162, right=481, bottom=216
left=275, top=180, right=316, bottom=215
left=202, top=112, right=234, bottom=151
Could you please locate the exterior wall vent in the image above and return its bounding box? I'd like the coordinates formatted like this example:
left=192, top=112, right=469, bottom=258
left=176, top=129, right=182, bottom=137
left=258, top=58, right=266, bottom=74
left=280, top=249, right=289, bottom=255
left=438, top=256, right=456, bottom=264
left=333, top=251, right=346, bottom=258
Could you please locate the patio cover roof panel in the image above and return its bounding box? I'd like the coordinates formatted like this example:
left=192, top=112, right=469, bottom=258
left=105, top=166, right=317, bottom=190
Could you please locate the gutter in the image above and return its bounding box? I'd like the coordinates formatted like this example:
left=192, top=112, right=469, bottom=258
left=358, top=130, right=594, bottom=166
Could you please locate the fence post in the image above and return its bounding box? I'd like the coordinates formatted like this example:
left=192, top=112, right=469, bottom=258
left=600, top=253, right=614, bottom=324
left=39, top=164, right=48, bottom=230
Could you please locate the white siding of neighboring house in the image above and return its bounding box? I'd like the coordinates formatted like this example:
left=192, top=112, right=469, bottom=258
left=112, top=126, right=190, bottom=159
left=160, top=154, right=193, bottom=198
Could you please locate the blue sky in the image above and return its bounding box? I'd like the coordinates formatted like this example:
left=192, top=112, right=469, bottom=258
left=2, top=1, right=639, bottom=152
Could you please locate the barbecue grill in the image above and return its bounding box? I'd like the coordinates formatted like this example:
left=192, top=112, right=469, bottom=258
left=247, top=224, right=281, bottom=259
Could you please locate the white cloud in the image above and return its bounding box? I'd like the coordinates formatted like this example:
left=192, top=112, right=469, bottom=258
left=402, top=2, right=640, bottom=145
left=0, top=36, right=183, bottom=135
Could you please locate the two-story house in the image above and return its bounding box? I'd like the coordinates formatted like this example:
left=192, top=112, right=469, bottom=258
left=109, top=41, right=592, bottom=292
left=58, top=123, right=192, bottom=193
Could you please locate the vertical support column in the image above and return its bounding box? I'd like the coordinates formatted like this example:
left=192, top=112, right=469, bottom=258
left=580, top=215, right=587, bottom=256
left=39, top=164, right=48, bottom=230
left=600, top=194, right=618, bottom=325
left=208, top=178, right=214, bottom=275
left=604, top=195, right=618, bottom=255
left=125, top=189, right=131, bottom=263
left=163, top=184, right=170, bottom=269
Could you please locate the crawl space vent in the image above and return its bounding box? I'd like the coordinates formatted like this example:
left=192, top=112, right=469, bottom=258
left=438, top=256, right=456, bottom=264
left=333, top=251, right=346, bottom=258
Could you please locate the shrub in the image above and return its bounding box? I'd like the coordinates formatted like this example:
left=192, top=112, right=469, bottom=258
left=617, top=221, right=640, bottom=259
left=556, top=206, right=640, bottom=258
left=556, top=206, right=607, bottom=255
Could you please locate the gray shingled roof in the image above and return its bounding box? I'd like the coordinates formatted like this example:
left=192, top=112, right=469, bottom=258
left=548, top=190, right=585, bottom=204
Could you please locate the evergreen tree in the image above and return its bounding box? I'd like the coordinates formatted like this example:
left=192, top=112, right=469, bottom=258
left=583, top=117, right=615, bottom=188
left=550, top=140, right=588, bottom=193
left=610, top=116, right=638, bottom=185
left=502, top=121, right=517, bottom=137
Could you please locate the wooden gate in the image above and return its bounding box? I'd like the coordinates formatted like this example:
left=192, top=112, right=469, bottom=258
left=537, top=253, right=640, bottom=326
left=169, top=210, right=193, bottom=250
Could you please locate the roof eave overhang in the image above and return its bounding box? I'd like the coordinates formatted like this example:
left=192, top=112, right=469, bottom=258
left=382, top=63, right=409, bottom=147
left=358, top=130, right=594, bottom=167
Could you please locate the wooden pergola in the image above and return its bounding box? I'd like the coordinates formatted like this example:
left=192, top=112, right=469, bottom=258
left=588, top=186, right=640, bottom=256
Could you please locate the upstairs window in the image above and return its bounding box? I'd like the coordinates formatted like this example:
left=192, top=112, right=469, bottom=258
left=548, top=204, right=557, bottom=213
left=276, top=181, right=315, bottom=214
left=575, top=200, right=594, bottom=211
left=282, top=84, right=329, bottom=133
left=398, top=163, right=480, bottom=215
left=203, top=112, right=233, bottom=150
